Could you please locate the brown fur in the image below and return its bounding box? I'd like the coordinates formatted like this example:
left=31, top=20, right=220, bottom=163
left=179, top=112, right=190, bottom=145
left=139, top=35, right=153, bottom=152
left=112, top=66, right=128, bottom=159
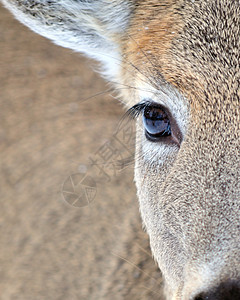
left=1, top=1, right=240, bottom=299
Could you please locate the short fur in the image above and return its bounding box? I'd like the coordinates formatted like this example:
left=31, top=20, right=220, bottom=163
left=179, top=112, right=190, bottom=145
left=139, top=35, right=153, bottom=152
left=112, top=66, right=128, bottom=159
left=1, top=0, right=240, bottom=299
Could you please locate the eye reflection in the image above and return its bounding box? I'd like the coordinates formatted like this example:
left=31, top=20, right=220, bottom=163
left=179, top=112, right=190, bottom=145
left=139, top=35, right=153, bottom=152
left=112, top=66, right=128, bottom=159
left=143, top=106, right=171, bottom=138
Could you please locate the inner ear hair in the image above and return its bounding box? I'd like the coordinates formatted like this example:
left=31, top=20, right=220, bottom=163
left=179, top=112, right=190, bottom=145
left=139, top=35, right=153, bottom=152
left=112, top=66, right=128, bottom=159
left=1, top=0, right=134, bottom=77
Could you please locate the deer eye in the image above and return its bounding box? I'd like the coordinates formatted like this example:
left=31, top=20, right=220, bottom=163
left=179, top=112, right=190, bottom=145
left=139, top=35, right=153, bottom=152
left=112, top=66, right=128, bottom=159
left=143, top=105, right=171, bottom=141
left=127, top=100, right=182, bottom=146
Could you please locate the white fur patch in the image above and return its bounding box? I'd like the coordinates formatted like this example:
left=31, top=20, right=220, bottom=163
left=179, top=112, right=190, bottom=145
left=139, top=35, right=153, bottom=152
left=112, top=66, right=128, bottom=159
left=136, top=82, right=190, bottom=163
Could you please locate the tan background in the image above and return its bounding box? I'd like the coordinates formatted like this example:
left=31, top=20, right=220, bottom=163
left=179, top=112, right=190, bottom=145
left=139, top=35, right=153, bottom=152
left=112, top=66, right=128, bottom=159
left=0, top=5, right=162, bottom=300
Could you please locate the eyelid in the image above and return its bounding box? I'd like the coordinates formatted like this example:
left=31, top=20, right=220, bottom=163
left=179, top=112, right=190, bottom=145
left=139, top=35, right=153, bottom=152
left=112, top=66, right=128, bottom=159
left=126, top=101, right=150, bottom=119
left=127, top=100, right=164, bottom=119
left=127, top=100, right=183, bottom=146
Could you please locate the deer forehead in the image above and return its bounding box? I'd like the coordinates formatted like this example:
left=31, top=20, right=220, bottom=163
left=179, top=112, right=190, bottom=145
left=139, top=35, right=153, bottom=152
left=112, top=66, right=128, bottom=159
left=123, top=1, right=240, bottom=129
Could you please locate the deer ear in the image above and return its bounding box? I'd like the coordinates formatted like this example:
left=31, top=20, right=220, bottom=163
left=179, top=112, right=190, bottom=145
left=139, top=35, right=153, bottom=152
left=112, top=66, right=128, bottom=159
left=1, top=0, right=133, bottom=77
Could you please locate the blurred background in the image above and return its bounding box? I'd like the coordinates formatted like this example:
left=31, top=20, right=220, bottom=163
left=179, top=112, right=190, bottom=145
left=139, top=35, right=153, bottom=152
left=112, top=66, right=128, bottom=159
left=0, top=4, right=161, bottom=300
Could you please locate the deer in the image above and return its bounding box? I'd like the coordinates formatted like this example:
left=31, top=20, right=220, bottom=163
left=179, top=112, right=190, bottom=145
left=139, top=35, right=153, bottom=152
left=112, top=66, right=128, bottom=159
left=1, top=1, right=240, bottom=299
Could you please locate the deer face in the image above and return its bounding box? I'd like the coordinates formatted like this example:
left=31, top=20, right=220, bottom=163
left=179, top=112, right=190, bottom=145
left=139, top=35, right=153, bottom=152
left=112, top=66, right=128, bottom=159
left=133, top=84, right=240, bottom=299
left=2, top=0, right=240, bottom=299
left=123, top=1, right=240, bottom=298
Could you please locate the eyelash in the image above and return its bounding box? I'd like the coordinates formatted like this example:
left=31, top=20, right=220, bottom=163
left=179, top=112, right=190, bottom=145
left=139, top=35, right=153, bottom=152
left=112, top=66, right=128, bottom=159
left=126, top=100, right=183, bottom=148
left=126, top=100, right=153, bottom=119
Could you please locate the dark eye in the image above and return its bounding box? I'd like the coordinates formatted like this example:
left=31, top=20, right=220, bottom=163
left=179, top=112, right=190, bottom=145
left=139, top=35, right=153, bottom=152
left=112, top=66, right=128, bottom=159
left=143, top=104, right=181, bottom=145
left=126, top=100, right=182, bottom=146
left=143, top=106, right=171, bottom=139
